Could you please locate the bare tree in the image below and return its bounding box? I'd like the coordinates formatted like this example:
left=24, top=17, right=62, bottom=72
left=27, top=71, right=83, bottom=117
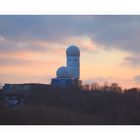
left=91, top=82, right=100, bottom=91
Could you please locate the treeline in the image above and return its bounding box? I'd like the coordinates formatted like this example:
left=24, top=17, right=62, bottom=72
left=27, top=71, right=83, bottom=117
left=0, top=82, right=140, bottom=124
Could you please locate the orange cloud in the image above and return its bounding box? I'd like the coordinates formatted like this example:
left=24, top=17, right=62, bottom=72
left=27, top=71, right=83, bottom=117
left=65, top=36, right=97, bottom=52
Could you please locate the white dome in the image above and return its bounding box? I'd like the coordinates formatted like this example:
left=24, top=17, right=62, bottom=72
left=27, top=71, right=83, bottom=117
left=56, top=66, right=70, bottom=78
left=66, top=45, right=80, bottom=56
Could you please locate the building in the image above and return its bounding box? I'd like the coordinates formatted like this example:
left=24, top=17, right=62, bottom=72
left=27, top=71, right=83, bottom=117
left=3, top=83, right=50, bottom=94
left=66, top=45, right=80, bottom=79
left=51, top=45, right=82, bottom=88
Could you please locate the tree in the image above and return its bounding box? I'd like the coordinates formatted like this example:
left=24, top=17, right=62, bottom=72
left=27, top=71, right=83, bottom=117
left=91, top=82, right=100, bottom=91
left=109, top=83, right=122, bottom=93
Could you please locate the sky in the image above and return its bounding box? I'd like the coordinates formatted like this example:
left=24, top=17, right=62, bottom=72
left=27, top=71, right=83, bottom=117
left=0, top=15, right=140, bottom=88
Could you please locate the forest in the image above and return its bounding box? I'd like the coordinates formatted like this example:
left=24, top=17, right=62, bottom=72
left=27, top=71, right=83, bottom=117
left=0, top=82, right=140, bottom=125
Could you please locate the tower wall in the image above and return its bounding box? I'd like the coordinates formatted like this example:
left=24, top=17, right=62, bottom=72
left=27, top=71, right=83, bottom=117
left=67, top=56, right=80, bottom=79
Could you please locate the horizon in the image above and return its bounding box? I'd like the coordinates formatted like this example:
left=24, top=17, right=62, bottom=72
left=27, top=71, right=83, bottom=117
left=0, top=15, right=140, bottom=88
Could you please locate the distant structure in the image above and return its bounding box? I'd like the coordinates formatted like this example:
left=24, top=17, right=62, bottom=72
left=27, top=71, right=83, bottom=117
left=3, top=83, right=50, bottom=94
left=51, top=45, right=81, bottom=88
left=66, top=45, right=80, bottom=79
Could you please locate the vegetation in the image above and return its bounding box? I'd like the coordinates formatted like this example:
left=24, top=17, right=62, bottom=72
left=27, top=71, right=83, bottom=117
left=1, top=82, right=140, bottom=124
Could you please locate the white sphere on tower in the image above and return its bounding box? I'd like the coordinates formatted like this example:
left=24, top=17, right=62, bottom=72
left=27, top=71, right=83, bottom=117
left=56, top=66, right=70, bottom=78
left=66, top=45, right=80, bottom=79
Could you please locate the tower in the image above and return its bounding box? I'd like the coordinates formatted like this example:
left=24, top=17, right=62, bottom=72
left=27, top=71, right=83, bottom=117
left=51, top=45, right=81, bottom=88
left=66, top=45, right=80, bottom=79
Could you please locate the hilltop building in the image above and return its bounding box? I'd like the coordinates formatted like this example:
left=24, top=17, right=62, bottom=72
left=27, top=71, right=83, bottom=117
left=51, top=45, right=82, bottom=88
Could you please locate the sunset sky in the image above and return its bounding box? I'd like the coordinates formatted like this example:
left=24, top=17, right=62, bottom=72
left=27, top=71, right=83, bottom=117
left=0, top=15, right=140, bottom=88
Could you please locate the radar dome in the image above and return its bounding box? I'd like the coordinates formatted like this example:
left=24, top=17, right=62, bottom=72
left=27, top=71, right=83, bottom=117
left=66, top=45, right=80, bottom=56
left=56, top=66, right=70, bottom=78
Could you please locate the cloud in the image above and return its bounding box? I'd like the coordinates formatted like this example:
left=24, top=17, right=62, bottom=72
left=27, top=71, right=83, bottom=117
left=123, top=56, right=140, bottom=67
left=0, top=16, right=81, bottom=41
left=0, top=55, right=62, bottom=67
left=0, top=35, right=67, bottom=55
left=0, top=37, right=47, bottom=53
left=1, top=15, right=140, bottom=55
left=65, top=36, right=97, bottom=52
left=0, top=56, right=31, bottom=66
left=134, top=75, right=140, bottom=84
left=0, top=74, right=51, bottom=84
left=0, top=35, right=5, bottom=41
